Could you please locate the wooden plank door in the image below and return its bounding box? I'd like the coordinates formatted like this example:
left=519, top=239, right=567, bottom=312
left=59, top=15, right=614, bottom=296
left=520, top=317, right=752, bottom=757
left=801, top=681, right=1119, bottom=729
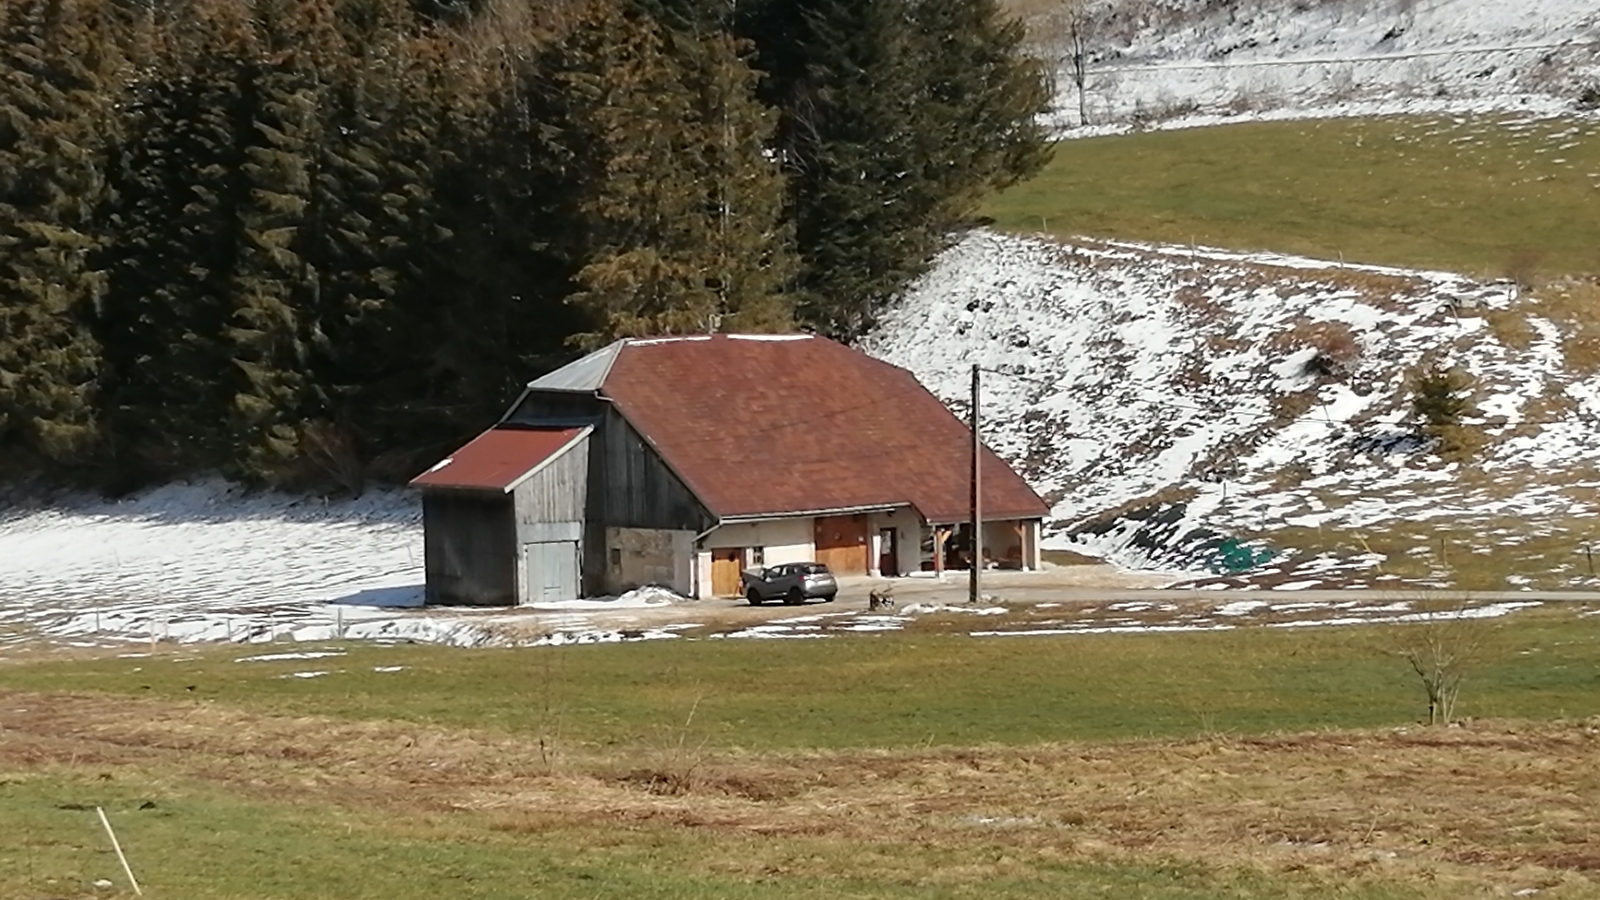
left=710, top=548, right=743, bottom=597
left=523, top=541, right=577, bottom=605
left=814, top=514, right=869, bottom=574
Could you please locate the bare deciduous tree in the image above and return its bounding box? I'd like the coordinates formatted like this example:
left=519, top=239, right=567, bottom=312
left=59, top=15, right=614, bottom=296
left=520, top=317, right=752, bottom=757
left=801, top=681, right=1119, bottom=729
left=1013, top=0, right=1101, bottom=126
left=1399, top=592, right=1497, bottom=726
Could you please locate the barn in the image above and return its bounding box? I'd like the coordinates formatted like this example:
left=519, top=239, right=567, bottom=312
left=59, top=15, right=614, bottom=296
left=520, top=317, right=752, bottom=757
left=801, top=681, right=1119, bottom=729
left=410, top=334, right=1050, bottom=605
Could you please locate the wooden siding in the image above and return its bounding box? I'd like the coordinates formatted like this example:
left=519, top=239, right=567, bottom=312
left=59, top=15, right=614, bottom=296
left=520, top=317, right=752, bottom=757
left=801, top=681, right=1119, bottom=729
left=501, top=395, right=709, bottom=595
left=591, top=406, right=712, bottom=532
left=423, top=491, right=516, bottom=605
left=511, top=434, right=589, bottom=530
left=511, top=435, right=588, bottom=603
left=815, top=514, right=870, bottom=575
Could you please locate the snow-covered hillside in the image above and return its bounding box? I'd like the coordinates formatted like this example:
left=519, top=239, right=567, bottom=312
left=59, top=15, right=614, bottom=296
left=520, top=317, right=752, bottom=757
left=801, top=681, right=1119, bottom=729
left=1059, top=0, right=1600, bottom=129
left=868, top=229, right=1600, bottom=585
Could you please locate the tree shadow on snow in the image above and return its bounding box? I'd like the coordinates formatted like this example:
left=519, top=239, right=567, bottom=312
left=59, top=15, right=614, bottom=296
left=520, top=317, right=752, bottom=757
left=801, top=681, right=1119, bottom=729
left=330, top=585, right=425, bottom=608
left=1345, top=428, right=1428, bottom=456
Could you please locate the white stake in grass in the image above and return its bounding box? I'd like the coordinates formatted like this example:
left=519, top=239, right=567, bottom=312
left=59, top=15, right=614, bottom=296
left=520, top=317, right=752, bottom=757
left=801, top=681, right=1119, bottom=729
left=95, top=806, right=142, bottom=896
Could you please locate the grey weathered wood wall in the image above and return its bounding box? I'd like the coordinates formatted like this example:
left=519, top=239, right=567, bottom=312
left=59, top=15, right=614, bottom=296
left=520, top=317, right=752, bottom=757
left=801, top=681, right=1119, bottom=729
left=512, top=434, right=589, bottom=533
left=422, top=491, right=516, bottom=605
left=593, top=406, right=712, bottom=532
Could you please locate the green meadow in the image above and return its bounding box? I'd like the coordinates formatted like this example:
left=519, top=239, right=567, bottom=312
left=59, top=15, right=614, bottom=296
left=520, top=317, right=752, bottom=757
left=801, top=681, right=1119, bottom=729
left=5, top=608, right=1600, bottom=899
left=985, top=115, right=1600, bottom=278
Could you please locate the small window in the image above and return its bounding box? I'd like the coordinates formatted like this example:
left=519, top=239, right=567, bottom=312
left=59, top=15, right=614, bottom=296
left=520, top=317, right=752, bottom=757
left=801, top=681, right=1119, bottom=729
left=750, top=546, right=765, bottom=566
left=609, top=547, right=621, bottom=569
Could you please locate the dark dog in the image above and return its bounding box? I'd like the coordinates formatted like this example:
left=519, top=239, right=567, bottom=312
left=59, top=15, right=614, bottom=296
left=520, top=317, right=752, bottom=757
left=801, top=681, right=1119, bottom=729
left=868, top=584, right=895, bottom=612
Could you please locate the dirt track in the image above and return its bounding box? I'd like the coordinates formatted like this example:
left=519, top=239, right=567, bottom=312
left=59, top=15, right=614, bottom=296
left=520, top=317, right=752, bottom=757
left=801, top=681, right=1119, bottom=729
left=481, top=565, right=1600, bottom=641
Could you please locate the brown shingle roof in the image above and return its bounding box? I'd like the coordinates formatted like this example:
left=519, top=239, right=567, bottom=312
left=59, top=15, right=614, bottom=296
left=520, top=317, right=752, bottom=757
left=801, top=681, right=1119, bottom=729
left=597, top=335, right=1048, bottom=523
left=410, top=426, right=587, bottom=491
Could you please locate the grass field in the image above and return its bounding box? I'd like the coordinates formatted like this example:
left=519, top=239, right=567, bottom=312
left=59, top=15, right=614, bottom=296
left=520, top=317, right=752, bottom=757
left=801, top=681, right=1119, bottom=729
left=5, top=608, right=1600, bottom=899
left=984, top=115, right=1600, bottom=278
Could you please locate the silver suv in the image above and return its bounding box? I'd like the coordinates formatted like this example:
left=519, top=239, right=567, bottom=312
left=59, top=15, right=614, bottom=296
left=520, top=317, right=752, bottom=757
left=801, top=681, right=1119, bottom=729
left=741, top=563, right=838, bottom=606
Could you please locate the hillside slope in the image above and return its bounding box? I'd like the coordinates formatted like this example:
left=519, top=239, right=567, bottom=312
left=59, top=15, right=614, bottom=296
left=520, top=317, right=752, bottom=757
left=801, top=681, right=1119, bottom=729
left=1059, top=0, right=1600, bottom=128
left=867, top=229, right=1600, bottom=589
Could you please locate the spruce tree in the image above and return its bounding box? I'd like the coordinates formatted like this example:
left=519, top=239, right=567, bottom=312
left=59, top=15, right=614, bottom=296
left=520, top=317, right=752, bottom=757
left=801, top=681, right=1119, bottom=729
left=908, top=0, right=1052, bottom=218
left=547, top=2, right=794, bottom=345
left=674, top=29, right=795, bottom=333
left=0, top=0, right=119, bottom=471
left=97, top=0, right=251, bottom=477
left=737, top=0, right=1050, bottom=341
left=303, top=2, right=471, bottom=481
left=224, top=0, right=335, bottom=479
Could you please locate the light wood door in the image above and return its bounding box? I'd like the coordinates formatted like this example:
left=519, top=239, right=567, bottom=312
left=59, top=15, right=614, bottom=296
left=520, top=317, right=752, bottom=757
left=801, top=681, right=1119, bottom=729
left=814, top=514, right=869, bottom=574
left=522, top=541, right=577, bottom=605
left=710, top=548, right=743, bottom=597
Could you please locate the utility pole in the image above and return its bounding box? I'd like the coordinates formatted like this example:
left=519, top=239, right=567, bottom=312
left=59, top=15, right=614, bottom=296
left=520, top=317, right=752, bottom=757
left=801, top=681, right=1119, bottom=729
left=970, top=364, right=982, bottom=605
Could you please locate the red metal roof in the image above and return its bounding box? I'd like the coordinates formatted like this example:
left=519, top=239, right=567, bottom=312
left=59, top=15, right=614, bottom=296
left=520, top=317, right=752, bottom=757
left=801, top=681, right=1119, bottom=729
left=410, top=426, right=586, bottom=491
left=599, top=335, right=1049, bottom=523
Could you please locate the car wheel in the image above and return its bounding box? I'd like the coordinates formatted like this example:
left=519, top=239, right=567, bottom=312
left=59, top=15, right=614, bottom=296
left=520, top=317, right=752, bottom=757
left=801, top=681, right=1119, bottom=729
left=784, top=588, right=804, bottom=606
left=747, top=589, right=764, bottom=606
left=823, top=592, right=836, bottom=603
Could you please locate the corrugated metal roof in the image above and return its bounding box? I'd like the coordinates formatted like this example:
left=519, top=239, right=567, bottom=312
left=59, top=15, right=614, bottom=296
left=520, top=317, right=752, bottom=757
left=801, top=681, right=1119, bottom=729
left=525, top=340, right=624, bottom=393
left=410, top=426, right=589, bottom=492
left=598, top=335, right=1049, bottom=523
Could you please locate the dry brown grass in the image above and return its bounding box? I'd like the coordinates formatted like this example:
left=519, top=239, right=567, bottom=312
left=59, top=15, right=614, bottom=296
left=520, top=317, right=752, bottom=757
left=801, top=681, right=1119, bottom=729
left=5, top=690, right=1600, bottom=894
left=1531, top=280, right=1600, bottom=374
left=1265, top=317, right=1362, bottom=378
left=1487, top=307, right=1539, bottom=351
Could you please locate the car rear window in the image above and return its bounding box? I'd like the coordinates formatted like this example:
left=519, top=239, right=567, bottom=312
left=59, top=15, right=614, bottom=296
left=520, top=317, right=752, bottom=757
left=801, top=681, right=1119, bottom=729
left=798, top=564, right=831, bottom=575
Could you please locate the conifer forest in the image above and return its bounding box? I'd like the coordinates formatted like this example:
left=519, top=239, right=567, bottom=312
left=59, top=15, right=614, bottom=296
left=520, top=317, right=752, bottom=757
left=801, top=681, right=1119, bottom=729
left=0, top=0, right=1050, bottom=487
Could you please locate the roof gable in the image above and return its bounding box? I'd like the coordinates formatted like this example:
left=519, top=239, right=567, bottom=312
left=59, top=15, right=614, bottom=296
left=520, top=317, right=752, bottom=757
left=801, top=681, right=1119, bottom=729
left=595, top=335, right=1048, bottom=523
left=525, top=341, right=624, bottom=393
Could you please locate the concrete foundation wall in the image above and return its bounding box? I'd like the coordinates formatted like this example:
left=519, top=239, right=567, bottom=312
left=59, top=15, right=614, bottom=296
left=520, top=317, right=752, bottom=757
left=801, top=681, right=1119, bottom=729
left=867, top=508, right=922, bottom=577
left=604, top=527, right=693, bottom=596
left=701, top=518, right=814, bottom=565
left=694, top=550, right=713, bottom=600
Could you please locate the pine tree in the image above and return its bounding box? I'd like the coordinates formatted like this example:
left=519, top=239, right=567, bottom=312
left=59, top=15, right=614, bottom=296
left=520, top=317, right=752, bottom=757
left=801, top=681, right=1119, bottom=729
left=737, top=0, right=1050, bottom=341
left=301, top=1, right=472, bottom=483
left=97, top=0, right=252, bottom=477
left=673, top=29, right=794, bottom=333
left=418, top=10, right=585, bottom=420
left=0, top=0, right=120, bottom=471
left=549, top=4, right=719, bottom=343
left=224, top=0, right=336, bottom=479
left=767, top=0, right=934, bottom=339
left=547, top=2, right=794, bottom=345
left=908, top=0, right=1052, bottom=218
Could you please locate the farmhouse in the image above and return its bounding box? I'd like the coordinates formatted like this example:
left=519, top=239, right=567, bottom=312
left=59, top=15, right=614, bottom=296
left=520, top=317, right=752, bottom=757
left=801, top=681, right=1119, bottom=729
left=411, top=334, right=1049, bottom=605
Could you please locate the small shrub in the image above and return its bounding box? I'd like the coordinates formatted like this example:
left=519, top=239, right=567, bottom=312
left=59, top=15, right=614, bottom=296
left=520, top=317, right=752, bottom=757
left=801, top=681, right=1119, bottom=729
left=1270, top=390, right=1317, bottom=421
left=1266, top=318, right=1361, bottom=380
left=1503, top=248, right=1546, bottom=290
left=1408, top=360, right=1483, bottom=462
